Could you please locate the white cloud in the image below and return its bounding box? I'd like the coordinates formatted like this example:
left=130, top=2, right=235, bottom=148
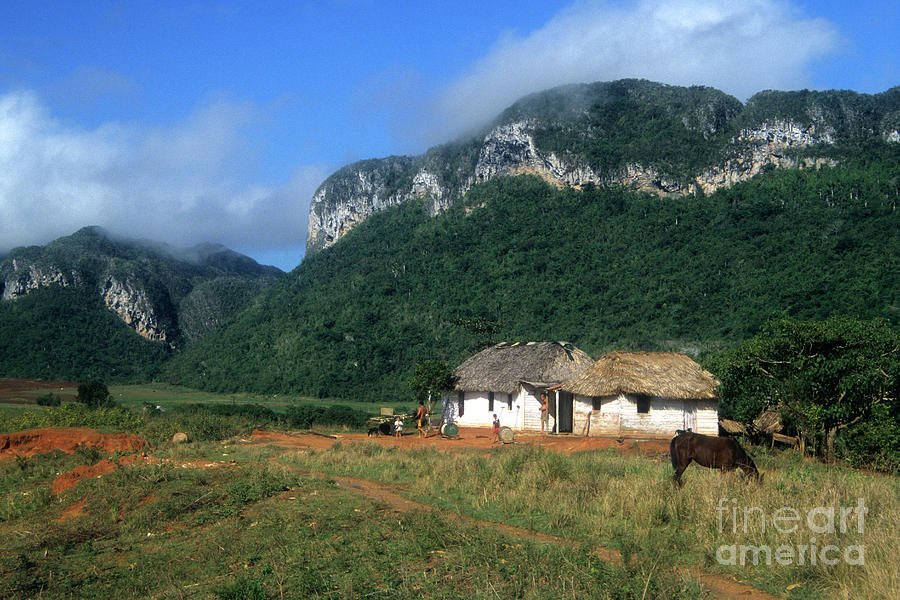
left=425, top=0, right=839, bottom=142
left=0, top=89, right=328, bottom=258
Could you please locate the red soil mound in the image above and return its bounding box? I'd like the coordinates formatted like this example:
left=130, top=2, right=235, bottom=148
left=52, top=459, right=118, bottom=494
left=0, top=427, right=147, bottom=459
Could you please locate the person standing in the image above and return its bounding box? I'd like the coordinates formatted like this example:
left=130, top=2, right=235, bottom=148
left=491, top=414, right=500, bottom=444
left=415, top=400, right=428, bottom=437
left=394, top=416, right=403, bottom=438
left=539, top=392, right=550, bottom=434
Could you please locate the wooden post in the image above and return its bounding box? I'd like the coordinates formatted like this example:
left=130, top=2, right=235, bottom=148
left=554, top=391, right=559, bottom=435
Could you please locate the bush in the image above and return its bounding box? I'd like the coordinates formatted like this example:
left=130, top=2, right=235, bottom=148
left=35, top=393, right=61, bottom=407
left=0, top=403, right=143, bottom=434
left=285, top=404, right=369, bottom=430
left=76, top=382, right=116, bottom=409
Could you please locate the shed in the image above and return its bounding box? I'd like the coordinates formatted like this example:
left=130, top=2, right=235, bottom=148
left=560, top=351, right=720, bottom=437
left=445, top=341, right=593, bottom=432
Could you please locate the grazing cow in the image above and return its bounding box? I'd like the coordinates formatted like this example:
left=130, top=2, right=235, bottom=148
left=670, top=430, right=760, bottom=487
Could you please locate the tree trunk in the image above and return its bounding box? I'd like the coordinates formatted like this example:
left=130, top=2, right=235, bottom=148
left=825, top=426, right=838, bottom=463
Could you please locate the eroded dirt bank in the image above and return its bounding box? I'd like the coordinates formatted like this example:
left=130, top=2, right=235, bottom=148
left=0, top=427, right=146, bottom=459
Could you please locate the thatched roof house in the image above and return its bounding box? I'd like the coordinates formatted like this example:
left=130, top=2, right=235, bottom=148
left=454, top=341, right=593, bottom=394
left=560, top=351, right=721, bottom=437
left=447, top=341, right=593, bottom=431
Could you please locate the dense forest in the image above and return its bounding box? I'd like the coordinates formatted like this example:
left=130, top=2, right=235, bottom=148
left=167, top=144, right=899, bottom=401
left=0, top=285, right=169, bottom=381
left=0, top=227, right=281, bottom=380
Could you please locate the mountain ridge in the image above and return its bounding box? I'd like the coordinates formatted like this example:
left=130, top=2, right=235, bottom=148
left=307, top=79, right=900, bottom=252
left=1, top=226, right=282, bottom=348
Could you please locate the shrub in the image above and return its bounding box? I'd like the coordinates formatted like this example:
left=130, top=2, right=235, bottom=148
left=0, top=403, right=143, bottom=434
left=76, top=382, right=116, bottom=409
left=285, top=404, right=369, bottom=430
left=35, top=393, right=61, bottom=407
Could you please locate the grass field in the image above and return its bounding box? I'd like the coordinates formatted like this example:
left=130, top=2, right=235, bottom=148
left=274, top=443, right=899, bottom=600
left=108, top=383, right=413, bottom=415
left=1, top=380, right=897, bottom=599
left=1, top=443, right=704, bottom=600
left=0, top=379, right=416, bottom=419
left=1, top=431, right=897, bottom=599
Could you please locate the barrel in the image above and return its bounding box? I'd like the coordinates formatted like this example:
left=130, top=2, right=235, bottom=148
left=499, top=426, right=514, bottom=444
left=440, top=422, right=459, bottom=437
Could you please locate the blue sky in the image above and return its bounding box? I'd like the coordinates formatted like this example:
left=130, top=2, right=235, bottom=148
left=0, top=0, right=896, bottom=271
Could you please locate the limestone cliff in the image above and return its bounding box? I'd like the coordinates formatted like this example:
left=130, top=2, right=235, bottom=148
left=0, top=227, right=281, bottom=347
left=307, top=80, right=900, bottom=252
left=1, top=259, right=82, bottom=300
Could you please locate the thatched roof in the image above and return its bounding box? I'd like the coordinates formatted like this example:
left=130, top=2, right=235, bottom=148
left=560, top=351, right=720, bottom=399
left=753, top=408, right=783, bottom=434
left=719, top=418, right=748, bottom=435
left=454, top=342, right=593, bottom=394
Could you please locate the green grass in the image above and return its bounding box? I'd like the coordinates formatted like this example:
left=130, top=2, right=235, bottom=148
left=109, top=382, right=414, bottom=415
left=0, top=447, right=701, bottom=599
left=277, top=443, right=900, bottom=599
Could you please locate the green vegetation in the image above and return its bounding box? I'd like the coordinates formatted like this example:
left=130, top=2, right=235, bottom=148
left=169, top=156, right=899, bottom=401
left=35, top=393, right=61, bottom=407
left=0, top=286, right=170, bottom=382
left=0, top=445, right=709, bottom=600
left=709, top=316, right=900, bottom=470
left=0, top=403, right=144, bottom=434
left=0, top=226, right=281, bottom=381
left=76, top=381, right=115, bottom=408
left=517, top=80, right=743, bottom=183
left=276, top=442, right=899, bottom=599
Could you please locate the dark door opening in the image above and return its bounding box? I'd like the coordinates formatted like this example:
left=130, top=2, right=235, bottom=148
left=557, top=391, right=574, bottom=433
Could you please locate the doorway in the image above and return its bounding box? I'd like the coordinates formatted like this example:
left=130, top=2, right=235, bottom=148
left=557, top=391, right=574, bottom=433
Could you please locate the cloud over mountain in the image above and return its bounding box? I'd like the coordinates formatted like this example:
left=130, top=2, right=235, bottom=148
left=0, top=90, right=326, bottom=254
left=424, top=0, right=838, bottom=143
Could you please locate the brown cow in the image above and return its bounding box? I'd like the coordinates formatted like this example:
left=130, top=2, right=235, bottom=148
left=670, top=431, right=760, bottom=487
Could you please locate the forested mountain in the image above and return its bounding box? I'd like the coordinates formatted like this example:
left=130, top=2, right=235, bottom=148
left=308, top=79, right=900, bottom=252
left=168, top=144, right=899, bottom=401
left=2, top=81, right=898, bottom=396
left=0, top=227, right=281, bottom=381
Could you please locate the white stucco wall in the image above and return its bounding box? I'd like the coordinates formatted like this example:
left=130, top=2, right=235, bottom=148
left=452, top=390, right=517, bottom=428
left=573, top=393, right=719, bottom=437
left=448, top=387, right=554, bottom=431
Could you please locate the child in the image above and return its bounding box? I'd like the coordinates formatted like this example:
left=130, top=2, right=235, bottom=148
left=491, top=414, right=500, bottom=443
left=394, top=416, right=403, bottom=438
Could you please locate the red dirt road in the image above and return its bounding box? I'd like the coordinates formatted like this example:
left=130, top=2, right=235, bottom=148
left=248, top=428, right=673, bottom=455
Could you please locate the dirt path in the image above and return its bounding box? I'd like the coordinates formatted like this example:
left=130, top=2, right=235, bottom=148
left=256, top=440, right=779, bottom=600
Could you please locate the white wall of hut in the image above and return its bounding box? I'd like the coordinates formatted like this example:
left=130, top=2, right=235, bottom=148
left=450, top=387, right=554, bottom=431
left=572, top=394, right=718, bottom=437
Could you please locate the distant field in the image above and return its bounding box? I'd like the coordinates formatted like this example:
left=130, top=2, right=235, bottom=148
left=0, top=378, right=415, bottom=417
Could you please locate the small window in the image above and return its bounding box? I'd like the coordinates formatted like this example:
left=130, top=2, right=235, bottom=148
left=592, top=397, right=602, bottom=411
left=458, top=391, right=465, bottom=417
left=488, top=391, right=494, bottom=411
left=636, top=396, right=651, bottom=414
left=507, top=393, right=513, bottom=410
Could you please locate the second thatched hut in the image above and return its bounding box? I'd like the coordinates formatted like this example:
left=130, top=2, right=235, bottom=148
left=560, top=351, right=720, bottom=437
left=445, top=341, right=593, bottom=432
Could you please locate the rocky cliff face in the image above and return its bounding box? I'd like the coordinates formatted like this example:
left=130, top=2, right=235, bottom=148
left=307, top=81, right=900, bottom=252
left=1, top=259, right=82, bottom=300
left=100, top=277, right=168, bottom=343
left=0, top=227, right=281, bottom=347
